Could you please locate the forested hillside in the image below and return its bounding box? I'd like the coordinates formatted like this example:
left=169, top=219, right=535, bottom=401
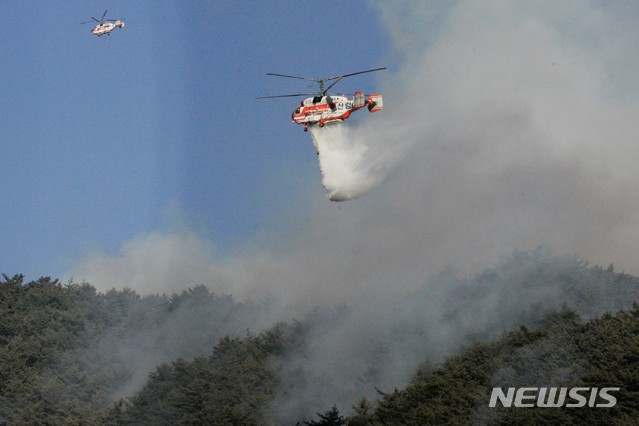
left=1, top=249, right=639, bottom=424
left=348, top=306, right=639, bottom=425
left=0, top=275, right=269, bottom=424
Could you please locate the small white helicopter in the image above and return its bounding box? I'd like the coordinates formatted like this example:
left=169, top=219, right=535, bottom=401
left=257, top=67, right=386, bottom=131
left=81, top=10, right=125, bottom=37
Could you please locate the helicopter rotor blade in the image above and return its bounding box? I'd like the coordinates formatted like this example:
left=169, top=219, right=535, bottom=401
left=323, top=76, right=345, bottom=94
left=101, top=10, right=108, bottom=21
left=255, top=93, right=315, bottom=99
left=327, top=67, right=387, bottom=81
left=266, top=73, right=319, bottom=83
left=320, top=67, right=386, bottom=94
left=263, top=67, right=386, bottom=97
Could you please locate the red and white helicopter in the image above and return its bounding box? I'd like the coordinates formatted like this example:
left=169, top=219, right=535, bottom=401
left=81, top=10, right=125, bottom=37
left=257, top=67, right=385, bottom=131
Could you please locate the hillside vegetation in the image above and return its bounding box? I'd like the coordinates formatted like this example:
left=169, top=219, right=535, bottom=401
left=348, top=306, right=639, bottom=425
left=1, top=249, right=638, bottom=424
left=0, top=275, right=269, bottom=424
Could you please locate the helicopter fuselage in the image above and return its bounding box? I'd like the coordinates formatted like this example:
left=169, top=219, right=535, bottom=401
left=256, top=67, right=386, bottom=131
left=91, top=20, right=124, bottom=37
left=292, top=92, right=383, bottom=131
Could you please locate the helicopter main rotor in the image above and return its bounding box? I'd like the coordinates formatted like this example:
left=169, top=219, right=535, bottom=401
left=81, top=9, right=124, bottom=25
left=257, top=67, right=386, bottom=99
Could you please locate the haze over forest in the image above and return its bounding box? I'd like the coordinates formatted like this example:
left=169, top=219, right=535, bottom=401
left=2, top=249, right=639, bottom=423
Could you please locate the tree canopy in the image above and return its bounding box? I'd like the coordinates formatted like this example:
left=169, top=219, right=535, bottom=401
left=1, top=249, right=638, bottom=424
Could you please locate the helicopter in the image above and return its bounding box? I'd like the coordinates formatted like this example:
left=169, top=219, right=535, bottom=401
left=257, top=67, right=386, bottom=131
left=81, top=10, right=125, bottom=37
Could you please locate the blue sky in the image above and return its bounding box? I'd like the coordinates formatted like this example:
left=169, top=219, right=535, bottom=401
left=2, top=1, right=389, bottom=280
left=6, top=1, right=639, bottom=290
